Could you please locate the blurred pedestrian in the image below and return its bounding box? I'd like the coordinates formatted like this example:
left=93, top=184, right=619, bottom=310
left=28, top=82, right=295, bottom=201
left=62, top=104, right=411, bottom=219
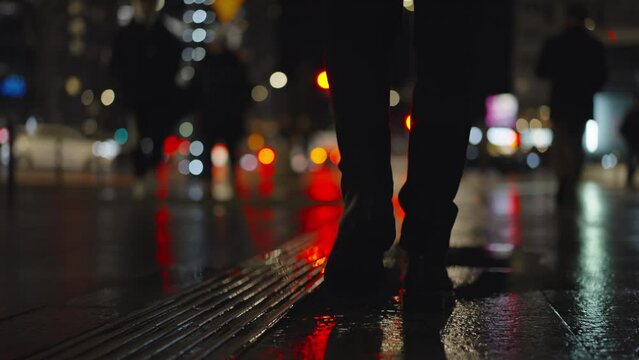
left=194, top=36, right=250, bottom=182
left=111, top=0, right=183, bottom=198
left=621, top=94, right=639, bottom=189
left=322, top=0, right=505, bottom=308
left=536, top=3, right=607, bottom=206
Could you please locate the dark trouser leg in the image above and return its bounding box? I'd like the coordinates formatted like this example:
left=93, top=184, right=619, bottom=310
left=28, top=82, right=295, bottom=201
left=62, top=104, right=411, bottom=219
left=626, top=150, right=637, bottom=189
left=133, top=112, right=154, bottom=179
left=552, top=122, right=585, bottom=204
left=326, top=0, right=401, bottom=253
left=323, top=0, right=401, bottom=291
left=398, top=1, right=474, bottom=265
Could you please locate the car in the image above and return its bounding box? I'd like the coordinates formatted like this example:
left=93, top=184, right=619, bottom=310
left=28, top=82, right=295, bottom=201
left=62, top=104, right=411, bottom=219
left=13, top=123, right=119, bottom=171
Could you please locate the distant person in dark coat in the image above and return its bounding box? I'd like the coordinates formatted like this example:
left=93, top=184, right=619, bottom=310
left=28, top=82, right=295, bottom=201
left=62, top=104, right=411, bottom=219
left=111, top=0, right=182, bottom=197
left=536, top=3, right=607, bottom=206
left=621, top=95, right=639, bottom=189
left=195, top=38, right=250, bottom=180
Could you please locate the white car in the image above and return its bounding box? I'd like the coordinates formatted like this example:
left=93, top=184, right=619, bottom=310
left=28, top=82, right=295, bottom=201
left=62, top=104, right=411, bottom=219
left=14, top=124, right=118, bottom=171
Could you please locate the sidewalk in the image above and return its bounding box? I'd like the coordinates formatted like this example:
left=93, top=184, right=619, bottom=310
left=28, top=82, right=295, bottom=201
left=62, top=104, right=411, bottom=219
left=2, top=170, right=639, bottom=358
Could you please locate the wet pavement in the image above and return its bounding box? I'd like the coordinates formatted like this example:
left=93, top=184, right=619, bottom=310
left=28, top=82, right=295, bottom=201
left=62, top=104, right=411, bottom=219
left=245, top=172, right=639, bottom=359
left=1, top=164, right=639, bottom=358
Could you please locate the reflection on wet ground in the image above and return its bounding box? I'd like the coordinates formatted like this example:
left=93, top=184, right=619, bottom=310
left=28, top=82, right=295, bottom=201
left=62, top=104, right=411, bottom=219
left=1, top=167, right=639, bottom=358
left=246, top=172, right=639, bottom=359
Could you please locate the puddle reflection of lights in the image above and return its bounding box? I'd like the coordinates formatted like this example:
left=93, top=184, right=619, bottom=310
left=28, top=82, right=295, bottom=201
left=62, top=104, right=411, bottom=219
left=295, top=315, right=336, bottom=359
left=155, top=206, right=174, bottom=294
left=576, top=183, right=612, bottom=346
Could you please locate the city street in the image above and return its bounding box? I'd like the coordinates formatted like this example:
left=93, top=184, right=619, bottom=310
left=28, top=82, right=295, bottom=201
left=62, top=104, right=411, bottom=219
left=1, top=162, right=638, bottom=358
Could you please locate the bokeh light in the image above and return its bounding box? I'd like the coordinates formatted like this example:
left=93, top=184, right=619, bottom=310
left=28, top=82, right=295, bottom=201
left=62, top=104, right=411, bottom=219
left=258, top=147, right=276, bottom=165
left=316, top=70, right=330, bottom=90
left=251, top=85, right=268, bottom=102
left=189, top=159, right=204, bottom=175
left=178, top=159, right=190, bottom=175
left=81, top=89, right=94, bottom=106
left=178, top=139, right=190, bottom=155
left=0, top=128, right=8, bottom=144
left=25, top=116, right=38, bottom=135
left=290, top=153, right=308, bottom=173
left=526, top=153, right=541, bottom=169
left=240, top=154, right=258, bottom=171
left=179, top=122, right=194, bottom=138
left=329, top=148, right=341, bottom=165
left=516, top=118, right=529, bottom=132
left=164, top=135, right=180, bottom=156
left=403, top=0, right=415, bottom=11
left=269, top=71, right=288, bottom=89
left=247, top=133, right=265, bottom=151
left=190, top=141, right=204, bottom=157
left=65, top=76, right=82, bottom=96
left=101, top=89, right=115, bottom=106
left=469, top=126, right=483, bottom=145
left=389, top=89, right=400, bottom=107
left=310, top=147, right=328, bottom=165
left=114, top=128, right=128, bottom=145
left=211, top=144, right=230, bottom=167
left=405, top=115, right=412, bottom=131
left=530, top=118, right=543, bottom=129
left=192, top=28, right=207, bottom=42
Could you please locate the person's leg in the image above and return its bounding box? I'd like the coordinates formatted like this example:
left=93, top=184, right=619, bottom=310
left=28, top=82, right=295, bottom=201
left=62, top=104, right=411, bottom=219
left=399, top=1, right=476, bottom=291
left=567, top=124, right=586, bottom=195
left=554, top=122, right=585, bottom=206
left=551, top=122, right=571, bottom=205
left=626, top=148, right=637, bottom=189
left=323, top=0, right=401, bottom=294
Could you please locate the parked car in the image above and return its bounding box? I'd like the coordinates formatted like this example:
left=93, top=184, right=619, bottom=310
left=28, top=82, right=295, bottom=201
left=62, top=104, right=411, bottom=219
left=14, top=123, right=119, bottom=171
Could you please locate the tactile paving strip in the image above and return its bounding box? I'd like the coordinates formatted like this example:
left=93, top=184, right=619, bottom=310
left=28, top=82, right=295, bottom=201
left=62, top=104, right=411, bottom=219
left=28, top=232, right=333, bottom=360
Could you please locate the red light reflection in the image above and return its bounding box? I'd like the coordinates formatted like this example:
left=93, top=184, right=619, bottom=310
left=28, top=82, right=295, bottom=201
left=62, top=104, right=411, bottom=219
left=243, top=207, right=275, bottom=253
left=155, top=162, right=169, bottom=201
left=155, top=206, right=174, bottom=294
left=294, top=315, right=337, bottom=359
left=297, top=205, right=342, bottom=267
left=306, top=167, right=341, bottom=203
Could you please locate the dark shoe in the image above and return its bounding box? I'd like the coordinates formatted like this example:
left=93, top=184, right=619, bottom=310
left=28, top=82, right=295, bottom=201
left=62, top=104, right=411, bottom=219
left=323, top=239, right=386, bottom=297
left=323, top=197, right=395, bottom=297
left=402, top=255, right=454, bottom=313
